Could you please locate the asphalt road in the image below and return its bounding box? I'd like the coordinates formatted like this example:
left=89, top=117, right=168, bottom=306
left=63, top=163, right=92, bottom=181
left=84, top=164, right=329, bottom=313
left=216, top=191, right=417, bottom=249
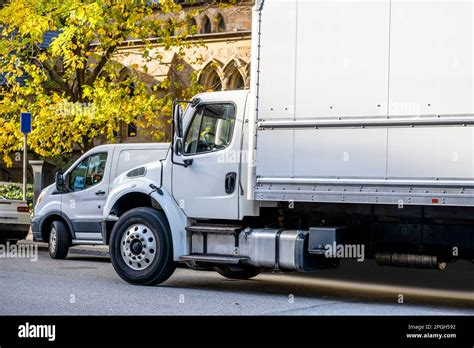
left=0, top=249, right=473, bottom=315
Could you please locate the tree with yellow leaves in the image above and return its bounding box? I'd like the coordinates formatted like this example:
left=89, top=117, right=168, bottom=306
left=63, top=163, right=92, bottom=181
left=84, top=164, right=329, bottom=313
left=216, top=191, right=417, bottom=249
left=0, top=0, right=207, bottom=167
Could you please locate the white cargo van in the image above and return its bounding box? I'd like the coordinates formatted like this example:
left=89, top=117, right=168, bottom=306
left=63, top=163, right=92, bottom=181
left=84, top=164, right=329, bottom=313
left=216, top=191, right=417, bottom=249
left=31, top=143, right=169, bottom=259
left=51, top=0, right=474, bottom=284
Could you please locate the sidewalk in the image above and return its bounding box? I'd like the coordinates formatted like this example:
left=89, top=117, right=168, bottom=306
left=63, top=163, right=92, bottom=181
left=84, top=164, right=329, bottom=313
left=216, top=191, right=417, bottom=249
left=18, top=231, right=109, bottom=258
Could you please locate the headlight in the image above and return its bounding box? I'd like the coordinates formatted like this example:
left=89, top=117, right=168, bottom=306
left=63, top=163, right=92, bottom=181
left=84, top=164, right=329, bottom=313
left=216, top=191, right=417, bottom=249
left=36, top=190, right=45, bottom=205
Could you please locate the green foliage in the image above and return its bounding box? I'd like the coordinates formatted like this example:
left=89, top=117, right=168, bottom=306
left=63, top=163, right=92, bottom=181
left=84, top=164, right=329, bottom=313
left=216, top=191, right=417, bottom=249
left=0, top=184, right=34, bottom=212
left=0, top=0, right=206, bottom=166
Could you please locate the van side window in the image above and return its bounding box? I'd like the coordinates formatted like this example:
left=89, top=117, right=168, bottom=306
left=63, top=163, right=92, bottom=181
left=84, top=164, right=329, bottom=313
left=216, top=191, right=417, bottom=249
left=184, top=103, right=236, bottom=155
left=69, top=153, right=108, bottom=191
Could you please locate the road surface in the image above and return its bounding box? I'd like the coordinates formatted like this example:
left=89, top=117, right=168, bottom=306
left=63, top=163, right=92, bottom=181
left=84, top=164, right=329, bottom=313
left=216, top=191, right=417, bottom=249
left=0, top=249, right=472, bottom=315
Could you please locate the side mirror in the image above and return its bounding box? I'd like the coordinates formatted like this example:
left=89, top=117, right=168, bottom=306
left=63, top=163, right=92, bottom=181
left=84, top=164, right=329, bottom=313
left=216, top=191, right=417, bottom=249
left=175, top=138, right=183, bottom=156
left=55, top=171, right=65, bottom=192
left=173, top=102, right=184, bottom=138
left=170, top=99, right=194, bottom=168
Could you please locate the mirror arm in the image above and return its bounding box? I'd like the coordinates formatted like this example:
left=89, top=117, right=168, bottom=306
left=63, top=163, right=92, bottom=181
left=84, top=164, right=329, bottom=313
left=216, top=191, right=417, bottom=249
left=171, top=153, right=192, bottom=168
left=171, top=141, right=193, bottom=168
left=170, top=139, right=193, bottom=168
left=171, top=137, right=191, bottom=168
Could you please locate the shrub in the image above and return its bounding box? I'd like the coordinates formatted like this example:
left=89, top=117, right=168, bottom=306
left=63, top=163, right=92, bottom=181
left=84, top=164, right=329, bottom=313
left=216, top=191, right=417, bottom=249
left=0, top=184, right=34, bottom=213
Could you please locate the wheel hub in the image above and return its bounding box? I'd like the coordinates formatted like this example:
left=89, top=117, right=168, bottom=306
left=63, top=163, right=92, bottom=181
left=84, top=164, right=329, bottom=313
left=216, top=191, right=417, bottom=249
left=130, top=239, right=143, bottom=255
left=120, top=224, right=157, bottom=271
left=49, top=227, right=57, bottom=253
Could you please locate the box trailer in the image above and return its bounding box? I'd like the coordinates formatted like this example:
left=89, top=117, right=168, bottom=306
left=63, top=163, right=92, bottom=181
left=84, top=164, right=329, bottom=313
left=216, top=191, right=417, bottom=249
left=47, top=0, right=474, bottom=285
left=250, top=0, right=474, bottom=208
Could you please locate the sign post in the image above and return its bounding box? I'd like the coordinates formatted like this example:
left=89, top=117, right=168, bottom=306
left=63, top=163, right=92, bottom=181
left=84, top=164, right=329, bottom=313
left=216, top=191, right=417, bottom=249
left=20, top=112, right=32, bottom=201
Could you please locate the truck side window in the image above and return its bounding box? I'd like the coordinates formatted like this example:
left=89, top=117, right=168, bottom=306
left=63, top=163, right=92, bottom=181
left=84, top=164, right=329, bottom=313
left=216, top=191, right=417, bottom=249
left=69, top=153, right=108, bottom=191
left=184, top=103, right=236, bottom=155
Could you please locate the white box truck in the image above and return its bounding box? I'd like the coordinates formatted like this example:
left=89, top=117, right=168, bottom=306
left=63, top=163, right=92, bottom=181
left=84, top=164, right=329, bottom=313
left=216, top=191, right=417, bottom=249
left=53, top=0, right=474, bottom=284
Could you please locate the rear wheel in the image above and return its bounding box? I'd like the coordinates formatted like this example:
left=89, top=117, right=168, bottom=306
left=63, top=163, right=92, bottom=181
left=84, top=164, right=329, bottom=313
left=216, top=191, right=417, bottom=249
left=109, top=207, right=176, bottom=285
left=48, top=220, right=70, bottom=259
left=215, top=265, right=263, bottom=280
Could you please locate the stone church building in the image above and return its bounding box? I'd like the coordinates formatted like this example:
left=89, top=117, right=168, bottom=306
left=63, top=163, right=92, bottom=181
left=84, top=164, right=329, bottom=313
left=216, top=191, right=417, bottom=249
left=114, top=1, right=252, bottom=143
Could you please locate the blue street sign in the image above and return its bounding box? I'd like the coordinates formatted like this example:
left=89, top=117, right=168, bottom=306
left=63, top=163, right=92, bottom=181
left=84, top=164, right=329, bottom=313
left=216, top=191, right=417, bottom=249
left=21, top=112, right=31, bottom=134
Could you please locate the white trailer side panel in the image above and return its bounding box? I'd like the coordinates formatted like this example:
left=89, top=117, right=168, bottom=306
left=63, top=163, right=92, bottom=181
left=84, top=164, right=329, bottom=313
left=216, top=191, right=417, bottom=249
left=389, top=0, right=474, bottom=116
left=293, top=128, right=388, bottom=178
left=257, top=0, right=297, bottom=119
left=252, top=0, right=474, bottom=207
left=295, top=0, right=390, bottom=118
left=256, top=129, right=294, bottom=177
left=386, top=127, right=474, bottom=179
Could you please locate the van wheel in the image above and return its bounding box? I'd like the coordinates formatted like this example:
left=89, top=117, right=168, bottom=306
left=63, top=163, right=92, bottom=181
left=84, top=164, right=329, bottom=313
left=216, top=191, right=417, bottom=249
left=215, top=265, right=263, bottom=280
left=109, top=207, right=176, bottom=286
left=49, top=220, right=70, bottom=259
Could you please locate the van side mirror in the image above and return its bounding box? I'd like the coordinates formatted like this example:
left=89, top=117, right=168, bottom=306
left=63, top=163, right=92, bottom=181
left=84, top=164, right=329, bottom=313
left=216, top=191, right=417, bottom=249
left=55, top=171, right=66, bottom=192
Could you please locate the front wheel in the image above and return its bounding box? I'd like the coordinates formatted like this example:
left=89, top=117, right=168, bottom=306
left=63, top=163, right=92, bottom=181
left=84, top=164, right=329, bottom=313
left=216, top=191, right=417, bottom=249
left=215, top=265, right=263, bottom=280
left=49, top=220, right=70, bottom=259
left=109, top=207, right=176, bottom=286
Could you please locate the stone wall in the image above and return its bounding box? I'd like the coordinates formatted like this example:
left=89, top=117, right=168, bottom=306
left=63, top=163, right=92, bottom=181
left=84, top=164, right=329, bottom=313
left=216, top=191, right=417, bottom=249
left=114, top=3, right=253, bottom=143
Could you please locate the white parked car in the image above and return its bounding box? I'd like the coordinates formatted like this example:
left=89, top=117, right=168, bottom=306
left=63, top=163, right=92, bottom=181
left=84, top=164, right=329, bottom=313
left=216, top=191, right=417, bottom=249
left=0, top=196, right=30, bottom=244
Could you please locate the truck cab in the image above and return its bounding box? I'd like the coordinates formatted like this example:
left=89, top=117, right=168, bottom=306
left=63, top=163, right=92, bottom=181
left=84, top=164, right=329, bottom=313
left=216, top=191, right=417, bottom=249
left=101, top=90, right=265, bottom=283
left=169, top=90, right=256, bottom=220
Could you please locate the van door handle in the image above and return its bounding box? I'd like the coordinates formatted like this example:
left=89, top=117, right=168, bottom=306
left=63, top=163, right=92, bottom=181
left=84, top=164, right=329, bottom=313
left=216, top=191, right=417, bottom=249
left=225, top=172, right=237, bottom=194
left=95, top=190, right=106, bottom=196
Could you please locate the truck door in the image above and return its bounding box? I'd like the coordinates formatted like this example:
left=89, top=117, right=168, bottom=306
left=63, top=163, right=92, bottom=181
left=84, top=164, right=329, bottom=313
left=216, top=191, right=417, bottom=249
left=172, top=100, right=244, bottom=220
left=61, top=149, right=113, bottom=240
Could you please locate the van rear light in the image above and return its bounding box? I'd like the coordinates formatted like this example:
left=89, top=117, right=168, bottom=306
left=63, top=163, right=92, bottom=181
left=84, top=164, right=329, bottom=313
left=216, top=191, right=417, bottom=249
left=17, top=206, right=29, bottom=213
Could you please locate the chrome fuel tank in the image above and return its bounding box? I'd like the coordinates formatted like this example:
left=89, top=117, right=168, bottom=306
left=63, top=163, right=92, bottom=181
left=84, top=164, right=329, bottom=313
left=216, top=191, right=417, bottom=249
left=238, top=228, right=307, bottom=271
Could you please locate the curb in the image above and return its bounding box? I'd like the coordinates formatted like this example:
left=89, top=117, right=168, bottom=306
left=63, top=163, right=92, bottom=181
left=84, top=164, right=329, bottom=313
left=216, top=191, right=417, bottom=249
left=18, top=240, right=110, bottom=258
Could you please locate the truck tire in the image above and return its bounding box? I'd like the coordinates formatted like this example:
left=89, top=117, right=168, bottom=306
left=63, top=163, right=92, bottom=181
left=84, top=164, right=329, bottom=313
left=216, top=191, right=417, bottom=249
left=109, top=207, right=176, bottom=286
left=49, top=220, right=70, bottom=259
left=215, top=265, right=263, bottom=280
